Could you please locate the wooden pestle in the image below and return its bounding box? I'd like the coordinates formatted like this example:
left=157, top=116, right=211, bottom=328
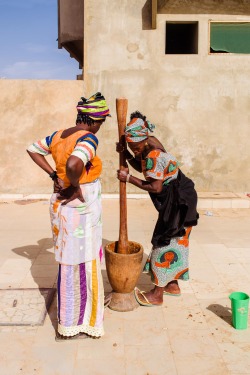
left=116, top=98, right=129, bottom=254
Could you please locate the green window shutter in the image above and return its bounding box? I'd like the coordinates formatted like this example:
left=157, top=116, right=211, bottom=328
left=210, top=22, right=250, bottom=54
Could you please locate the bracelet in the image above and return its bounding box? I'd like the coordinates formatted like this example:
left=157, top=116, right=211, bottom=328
left=49, top=171, right=58, bottom=181
left=126, top=174, right=131, bottom=182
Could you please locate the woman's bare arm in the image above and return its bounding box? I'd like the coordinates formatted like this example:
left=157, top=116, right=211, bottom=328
left=128, top=175, right=162, bottom=193
left=117, top=169, right=162, bottom=194
left=127, top=155, right=142, bottom=172
left=66, top=155, right=84, bottom=187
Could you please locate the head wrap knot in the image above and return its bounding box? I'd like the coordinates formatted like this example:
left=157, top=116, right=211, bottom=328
left=125, top=118, right=155, bottom=143
left=76, top=92, right=111, bottom=120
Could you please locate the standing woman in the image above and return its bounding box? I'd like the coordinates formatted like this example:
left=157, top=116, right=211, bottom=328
left=117, top=111, right=199, bottom=306
left=27, top=92, right=110, bottom=339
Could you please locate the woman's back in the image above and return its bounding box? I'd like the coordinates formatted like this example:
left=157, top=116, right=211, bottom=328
left=50, top=129, right=102, bottom=187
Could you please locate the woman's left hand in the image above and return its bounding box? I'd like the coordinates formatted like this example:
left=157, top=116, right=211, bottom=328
left=116, top=142, right=124, bottom=153
left=53, top=177, right=64, bottom=193
left=117, top=168, right=129, bottom=182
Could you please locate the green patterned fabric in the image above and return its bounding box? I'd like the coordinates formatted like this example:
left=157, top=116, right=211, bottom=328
left=143, top=228, right=192, bottom=287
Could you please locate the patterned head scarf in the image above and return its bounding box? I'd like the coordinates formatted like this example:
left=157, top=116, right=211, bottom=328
left=76, top=92, right=111, bottom=120
left=125, top=118, right=155, bottom=143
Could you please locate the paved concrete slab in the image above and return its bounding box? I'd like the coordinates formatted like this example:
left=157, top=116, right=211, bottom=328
left=0, top=288, right=55, bottom=326
left=0, top=199, right=250, bottom=375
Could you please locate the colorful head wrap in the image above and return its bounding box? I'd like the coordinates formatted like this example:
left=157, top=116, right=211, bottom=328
left=125, top=118, right=155, bottom=143
left=76, top=92, right=111, bottom=120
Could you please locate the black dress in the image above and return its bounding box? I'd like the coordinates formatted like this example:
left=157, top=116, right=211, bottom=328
left=149, top=169, right=199, bottom=248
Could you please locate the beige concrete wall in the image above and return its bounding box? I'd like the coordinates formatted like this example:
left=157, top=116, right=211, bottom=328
left=84, top=0, right=250, bottom=192
left=0, top=80, right=83, bottom=194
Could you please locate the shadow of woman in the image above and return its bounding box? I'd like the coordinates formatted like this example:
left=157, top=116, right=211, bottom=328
left=12, top=237, right=57, bottom=331
left=207, top=303, right=232, bottom=327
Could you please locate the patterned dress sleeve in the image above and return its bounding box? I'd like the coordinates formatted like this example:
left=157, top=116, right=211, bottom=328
left=71, top=133, right=99, bottom=165
left=145, top=150, right=165, bottom=180
left=145, top=150, right=179, bottom=183
left=27, top=131, right=57, bottom=156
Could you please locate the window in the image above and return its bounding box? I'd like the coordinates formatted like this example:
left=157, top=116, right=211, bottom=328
left=165, top=22, right=198, bottom=54
left=210, top=22, right=250, bottom=54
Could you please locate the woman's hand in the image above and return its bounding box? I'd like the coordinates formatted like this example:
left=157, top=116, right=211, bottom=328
left=58, top=184, right=85, bottom=205
left=117, top=167, right=129, bottom=182
left=116, top=142, right=124, bottom=153
left=53, top=177, right=64, bottom=193
left=116, top=142, right=134, bottom=161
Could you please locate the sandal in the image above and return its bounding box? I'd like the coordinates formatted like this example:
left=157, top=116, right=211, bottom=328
left=104, top=292, right=112, bottom=308
left=134, top=287, right=162, bottom=307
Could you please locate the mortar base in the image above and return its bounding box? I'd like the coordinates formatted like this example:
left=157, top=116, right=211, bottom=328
left=108, top=291, right=139, bottom=312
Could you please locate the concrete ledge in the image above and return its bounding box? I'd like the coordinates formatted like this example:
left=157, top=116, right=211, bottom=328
left=196, top=192, right=250, bottom=209
left=102, top=194, right=149, bottom=199
left=0, top=193, right=249, bottom=208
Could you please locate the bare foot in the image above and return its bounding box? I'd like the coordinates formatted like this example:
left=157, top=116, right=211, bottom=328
left=164, top=280, right=181, bottom=295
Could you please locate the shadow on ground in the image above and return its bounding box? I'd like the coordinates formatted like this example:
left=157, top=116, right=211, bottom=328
left=207, top=303, right=232, bottom=327
left=12, top=238, right=57, bottom=330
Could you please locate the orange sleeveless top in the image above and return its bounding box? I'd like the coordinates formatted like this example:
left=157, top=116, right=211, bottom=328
left=50, top=129, right=102, bottom=187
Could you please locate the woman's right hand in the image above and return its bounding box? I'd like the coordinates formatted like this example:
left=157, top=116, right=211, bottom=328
left=58, top=184, right=85, bottom=205
left=117, top=167, right=129, bottom=182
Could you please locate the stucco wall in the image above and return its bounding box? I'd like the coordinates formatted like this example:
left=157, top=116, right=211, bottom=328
left=84, top=0, right=250, bottom=192
left=0, top=80, right=83, bottom=194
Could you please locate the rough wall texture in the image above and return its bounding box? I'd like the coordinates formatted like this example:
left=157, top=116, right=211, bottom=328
left=157, top=0, right=250, bottom=15
left=0, top=80, right=83, bottom=194
left=84, top=0, right=250, bottom=192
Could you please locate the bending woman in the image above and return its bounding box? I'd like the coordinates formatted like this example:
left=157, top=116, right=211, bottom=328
left=117, top=111, right=199, bottom=307
left=27, top=92, right=110, bottom=339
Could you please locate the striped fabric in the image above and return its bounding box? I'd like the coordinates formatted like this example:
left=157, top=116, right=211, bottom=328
left=28, top=138, right=51, bottom=156
left=27, top=132, right=98, bottom=166
left=71, top=133, right=98, bottom=165
left=57, top=251, right=104, bottom=337
left=76, top=92, right=110, bottom=120
left=27, top=131, right=57, bottom=155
